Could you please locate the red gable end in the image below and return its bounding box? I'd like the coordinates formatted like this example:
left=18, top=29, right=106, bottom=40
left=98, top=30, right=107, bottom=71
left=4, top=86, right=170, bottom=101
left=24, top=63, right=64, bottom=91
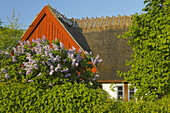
left=21, top=5, right=98, bottom=73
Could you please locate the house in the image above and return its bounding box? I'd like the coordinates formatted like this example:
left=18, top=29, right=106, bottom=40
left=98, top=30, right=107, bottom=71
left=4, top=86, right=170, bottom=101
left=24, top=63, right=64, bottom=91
left=21, top=4, right=134, bottom=101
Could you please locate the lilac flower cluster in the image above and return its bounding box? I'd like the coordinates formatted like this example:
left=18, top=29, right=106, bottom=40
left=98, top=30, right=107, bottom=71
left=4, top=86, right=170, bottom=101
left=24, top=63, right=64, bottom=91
left=91, top=54, right=103, bottom=65
left=0, top=36, right=103, bottom=89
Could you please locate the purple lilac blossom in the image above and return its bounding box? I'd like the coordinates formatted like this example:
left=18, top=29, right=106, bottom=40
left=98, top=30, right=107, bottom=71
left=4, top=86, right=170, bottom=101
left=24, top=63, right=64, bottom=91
left=55, top=56, right=60, bottom=61
left=26, top=70, right=32, bottom=75
left=26, top=57, right=31, bottom=60
left=42, top=35, right=46, bottom=43
left=55, top=67, right=59, bottom=72
left=37, top=73, right=42, bottom=77
left=65, top=73, right=71, bottom=78
left=31, top=49, right=35, bottom=53
left=12, top=56, right=16, bottom=62
left=49, top=83, right=53, bottom=86
left=72, top=46, right=76, bottom=51
left=52, top=43, right=59, bottom=51
left=95, top=75, right=99, bottom=78
left=21, top=46, right=25, bottom=53
left=39, top=47, right=43, bottom=53
left=44, top=45, right=50, bottom=50
left=92, top=78, right=96, bottom=81
left=79, top=48, right=82, bottom=53
left=32, top=39, right=35, bottom=43
left=75, top=63, right=79, bottom=67
left=60, top=42, right=64, bottom=50
left=84, top=51, right=89, bottom=54
left=26, top=53, right=31, bottom=57
left=23, top=41, right=26, bottom=45
left=49, top=70, right=54, bottom=75
left=34, top=64, right=39, bottom=69
left=42, top=55, right=45, bottom=58
left=53, top=58, right=58, bottom=62
left=12, top=47, right=17, bottom=52
left=18, top=41, right=24, bottom=46
left=47, top=61, right=52, bottom=66
left=42, top=61, right=45, bottom=65
left=55, top=64, right=61, bottom=72
left=50, top=65, right=54, bottom=70
left=5, top=74, right=10, bottom=79
left=98, top=59, right=103, bottom=63
left=17, top=46, right=21, bottom=52
left=49, top=53, right=54, bottom=59
left=44, top=50, right=49, bottom=56
left=91, top=57, right=94, bottom=64
left=61, top=68, right=69, bottom=73
left=0, top=80, right=2, bottom=82
left=28, top=80, right=33, bottom=82
left=32, top=60, right=36, bottom=64
left=19, top=72, right=22, bottom=74
left=63, top=59, right=67, bottom=62
left=36, top=38, right=41, bottom=45
left=4, top=51, right=9, bottom=55
left=1, top=69, right=7, bottom=73
left=95, top=54, right=99, bottom=60
left=26, top=40, right=31, bottom=45
left=76, top=54, right=82, bottom=62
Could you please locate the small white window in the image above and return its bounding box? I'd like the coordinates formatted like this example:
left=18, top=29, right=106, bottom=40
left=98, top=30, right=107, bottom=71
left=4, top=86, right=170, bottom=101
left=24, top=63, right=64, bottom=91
left=128, top=85, right=136, bottom=101
left=116, top=85, right=124, bottom=100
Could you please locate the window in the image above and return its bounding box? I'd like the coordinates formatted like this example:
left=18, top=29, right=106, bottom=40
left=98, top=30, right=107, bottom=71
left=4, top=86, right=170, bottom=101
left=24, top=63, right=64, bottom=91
left=117, top=85, right=124, bottom=100
left=128, top=85, right=136, bottom=101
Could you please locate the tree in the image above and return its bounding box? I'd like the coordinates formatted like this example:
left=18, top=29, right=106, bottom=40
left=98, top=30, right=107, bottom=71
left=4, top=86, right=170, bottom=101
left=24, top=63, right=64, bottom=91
left=0, top=9, right=24, bottom=52
left=0, top=19, right=2, bottom=26
left=118, top=0, right=170, bottom=101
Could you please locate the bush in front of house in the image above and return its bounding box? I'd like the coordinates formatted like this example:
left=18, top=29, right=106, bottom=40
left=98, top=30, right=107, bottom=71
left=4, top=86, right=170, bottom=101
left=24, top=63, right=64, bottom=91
left=115, top=96, right=170, bottom=113
left=1, top=81, right=168, bottom=112
left=0, top=82, right=116, bottom=112
left=0, top=36, right=102, bottom=89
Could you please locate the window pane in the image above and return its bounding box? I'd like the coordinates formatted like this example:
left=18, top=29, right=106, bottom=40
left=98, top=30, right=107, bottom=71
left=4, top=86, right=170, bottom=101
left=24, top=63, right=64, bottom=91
left=118, top=92, right=123, bottom=95
left=118, top=86, right=123, bottom=90
left=118, top=96, right=123, bottom=99
left=130, top=87, right=134, bottom=92
left=130, top=96, right=134, bottom=100
left=130, top=92, right=134, bottom=96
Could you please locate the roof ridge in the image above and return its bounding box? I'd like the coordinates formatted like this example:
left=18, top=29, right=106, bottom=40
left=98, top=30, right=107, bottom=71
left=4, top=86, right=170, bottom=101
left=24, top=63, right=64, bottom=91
left=47, top=4, right=133, bottom=30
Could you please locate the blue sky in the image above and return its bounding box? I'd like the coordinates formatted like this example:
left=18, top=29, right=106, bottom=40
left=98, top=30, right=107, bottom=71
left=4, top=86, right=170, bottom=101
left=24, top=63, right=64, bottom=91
left=0, top=0, right=145, bottom=29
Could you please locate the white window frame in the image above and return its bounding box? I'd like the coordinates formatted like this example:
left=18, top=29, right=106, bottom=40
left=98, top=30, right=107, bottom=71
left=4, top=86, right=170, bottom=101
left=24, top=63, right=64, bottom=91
left=128, top=84, right=136, bottom=101
left=116, top=84, right=124, bottom=100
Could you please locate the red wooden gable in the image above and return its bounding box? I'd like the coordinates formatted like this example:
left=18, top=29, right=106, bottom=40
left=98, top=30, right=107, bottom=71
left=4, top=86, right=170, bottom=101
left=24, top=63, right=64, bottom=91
left=21, top=6, right=97, bottom=73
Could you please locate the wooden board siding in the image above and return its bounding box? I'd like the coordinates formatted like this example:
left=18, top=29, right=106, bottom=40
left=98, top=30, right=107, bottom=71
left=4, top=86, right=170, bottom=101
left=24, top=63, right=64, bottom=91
left=22, top=6, right=79, bottom=51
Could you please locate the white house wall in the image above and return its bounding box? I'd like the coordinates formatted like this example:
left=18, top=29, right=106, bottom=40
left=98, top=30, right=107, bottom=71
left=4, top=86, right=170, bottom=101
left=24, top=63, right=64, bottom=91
left=102, top=83, right=124, bottom=99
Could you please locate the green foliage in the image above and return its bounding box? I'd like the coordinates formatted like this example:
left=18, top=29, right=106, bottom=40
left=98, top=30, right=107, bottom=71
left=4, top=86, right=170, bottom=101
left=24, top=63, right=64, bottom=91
left=118, top=0, right=170, bottom=101
left=0, top=9, right=24, bottom=52
left=0, top=82, right=169, bottom=112
left=0, top=82, right=115, bottom=113
left=115, top=95, right=170, bottom=113
left=0, top=19, right=2, bottom=26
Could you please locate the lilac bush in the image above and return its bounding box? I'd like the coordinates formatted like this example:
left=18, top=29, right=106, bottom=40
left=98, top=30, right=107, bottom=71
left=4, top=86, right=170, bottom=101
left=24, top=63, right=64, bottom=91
left=0, top=36, right=102, bottom=89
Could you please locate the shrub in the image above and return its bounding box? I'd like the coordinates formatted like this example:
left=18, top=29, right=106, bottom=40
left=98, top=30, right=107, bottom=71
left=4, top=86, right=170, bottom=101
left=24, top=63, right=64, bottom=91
left=0, top=82, right=115, bottom=113
left=118, top=0, right=170, bottom=101
left=0, top=36, right=102, bottom=89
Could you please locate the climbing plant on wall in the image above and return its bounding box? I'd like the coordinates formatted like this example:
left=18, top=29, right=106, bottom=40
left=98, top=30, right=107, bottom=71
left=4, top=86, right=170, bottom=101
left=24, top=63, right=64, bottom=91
left=118, top=0, right=170, bottom=101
